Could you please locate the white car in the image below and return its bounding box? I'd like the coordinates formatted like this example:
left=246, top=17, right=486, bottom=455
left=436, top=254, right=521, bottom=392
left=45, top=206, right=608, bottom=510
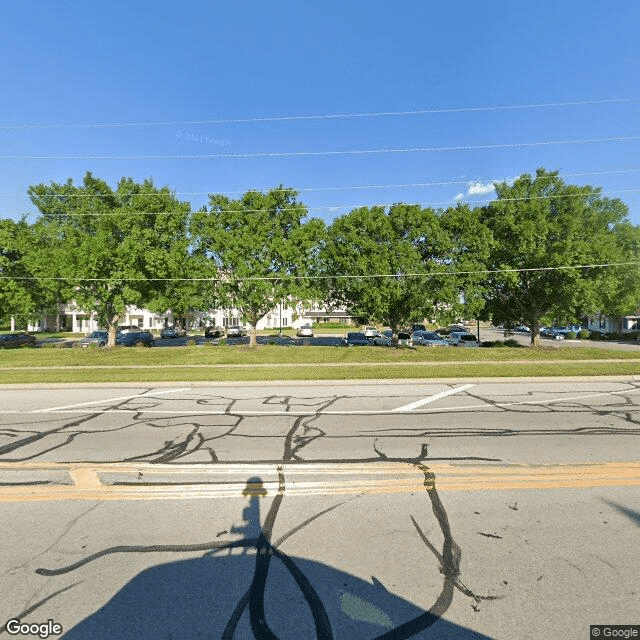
left=297, top=325, right=314, bottom=337
left=226, top=325, right=246, bottom=337
left=363, top=326, right=378, bottom=338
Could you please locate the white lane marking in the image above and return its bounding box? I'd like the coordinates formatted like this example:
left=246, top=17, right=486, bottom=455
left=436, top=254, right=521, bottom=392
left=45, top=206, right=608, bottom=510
left=5, top=385, right=637, bottom=416
left=392, top=384, right=475, bottom=412
left=30, top=387, right=190, bottom=413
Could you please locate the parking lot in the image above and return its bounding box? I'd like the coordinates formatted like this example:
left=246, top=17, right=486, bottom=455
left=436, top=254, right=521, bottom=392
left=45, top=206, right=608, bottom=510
left=28, top=327, right=639, bottom=352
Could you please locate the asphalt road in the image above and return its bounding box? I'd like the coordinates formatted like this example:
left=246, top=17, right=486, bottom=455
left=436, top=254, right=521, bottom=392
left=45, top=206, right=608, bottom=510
left=1, top=380, right=639, bottom=639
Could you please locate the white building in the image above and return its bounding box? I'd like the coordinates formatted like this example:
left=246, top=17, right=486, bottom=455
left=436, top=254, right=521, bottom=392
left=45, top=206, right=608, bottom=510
left=586, top=312, right=639, bottom=334
left=28, top=301, right=354, bottom=334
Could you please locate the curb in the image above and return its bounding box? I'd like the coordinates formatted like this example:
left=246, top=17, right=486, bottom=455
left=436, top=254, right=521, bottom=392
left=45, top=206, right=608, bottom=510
left=0, top=375, right=638, bottom=389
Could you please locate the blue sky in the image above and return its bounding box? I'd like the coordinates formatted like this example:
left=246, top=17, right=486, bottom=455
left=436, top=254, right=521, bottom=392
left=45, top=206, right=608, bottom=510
left=1, top=1, right=639, bottom=226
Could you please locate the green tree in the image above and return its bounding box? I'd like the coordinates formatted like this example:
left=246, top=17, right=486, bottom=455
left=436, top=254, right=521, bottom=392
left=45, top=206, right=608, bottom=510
left=0, top=219, right=38, bottom=328
left=423, top=203, right=493, bottom=326
left=319, top=204, right=447, bottom=340
left=28, top=172, right=192, bottom=346
left=481, top=168, right=639, bottom=345
left=190, top=186, right=325, bottom=347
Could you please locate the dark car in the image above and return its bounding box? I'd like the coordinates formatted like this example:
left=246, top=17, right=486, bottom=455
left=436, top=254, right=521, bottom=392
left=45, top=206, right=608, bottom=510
left=411, top=324, right=427, bottom=332
left=0, top=333, right=38, bottom=348
left=160, top=326, right=186, bottom=339
left=116, top=332, right=155, bottom=347
left=541, top=327, right=565, bottom=340
left=342, top=332, right=370, bottom=346
left=204, top=326, right=223, bottom=338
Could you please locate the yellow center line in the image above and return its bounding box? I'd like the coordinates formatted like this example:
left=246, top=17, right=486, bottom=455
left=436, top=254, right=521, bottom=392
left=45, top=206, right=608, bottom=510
left=0, top=461, right=639, bottom=502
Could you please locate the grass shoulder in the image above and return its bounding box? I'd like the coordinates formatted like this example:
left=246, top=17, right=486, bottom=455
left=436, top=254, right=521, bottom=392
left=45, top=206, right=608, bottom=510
left=1, top=344, right=639, bottom=369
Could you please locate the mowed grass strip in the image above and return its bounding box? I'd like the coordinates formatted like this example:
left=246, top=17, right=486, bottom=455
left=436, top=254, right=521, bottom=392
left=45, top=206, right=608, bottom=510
left=2, top=344, right=640, bottom=369
left=0, top=356, right=638, bottom=384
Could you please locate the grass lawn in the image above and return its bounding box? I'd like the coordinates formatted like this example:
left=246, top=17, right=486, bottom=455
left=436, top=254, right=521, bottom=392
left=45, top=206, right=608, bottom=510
left=1, top=344, right=639, bottom=383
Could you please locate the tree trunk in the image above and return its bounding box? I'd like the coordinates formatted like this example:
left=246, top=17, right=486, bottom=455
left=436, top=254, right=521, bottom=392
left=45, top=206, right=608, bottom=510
left=530, top=317, right=541, bottom=347
left=390, top=323, right=399, bottom=347
left=249, top=312, right=257, bottom=348
left=107, top=314, right=119, bottom=348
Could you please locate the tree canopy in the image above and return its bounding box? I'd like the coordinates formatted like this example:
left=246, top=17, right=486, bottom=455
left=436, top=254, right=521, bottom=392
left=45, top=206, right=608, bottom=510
left=319, top=205, right=438, bottom=335
left=0, top=167, right=636, bottom=347
left=28, top=172, right=192, bottom=345
left=0, top=219, right=43, bottom=327
left=481, top=168, right=638, bottom=344
left=190, top=186, right=325, bottom=346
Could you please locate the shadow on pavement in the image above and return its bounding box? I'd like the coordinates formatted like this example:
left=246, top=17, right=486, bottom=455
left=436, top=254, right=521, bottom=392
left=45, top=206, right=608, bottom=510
left=47, top=475, right=496, bottom=639
left=60, top=553, right=491, bottom=640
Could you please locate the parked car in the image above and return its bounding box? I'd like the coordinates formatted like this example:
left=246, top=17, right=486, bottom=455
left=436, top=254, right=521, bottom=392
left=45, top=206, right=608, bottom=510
left=116, top=332, right=155, bottom=347
left=372, top=330, right=393, bottom=346
left=297, top=325, right=314, bottom=338
left=541, top=327, right=565, bottom=340
left=554, top=325, right=581, bottom=336
left=514, top=325, right=531, bottom=333
left=411, top=331, right=449, bottom=347
left=449, top=324, right=466, bottom=333
left=78, top=331, right=109, bottom=347
left=342, top=332, right=370, bottom=346
left=363, top=326, right=378, bottom=339
left=160, top=326, right=186, bottom=339
left=226, top=325, right=247, bottom=337
left=116, top=325, right=140, bottom=334
left=397, top=331, right=412, bottom=346
left=411, top=324, right=427, bottom=333
left=447, top=331, right=479, bottom=347
left=204, top=326, right=222, bottom=338
left=0, top=333, right=38, bottom=348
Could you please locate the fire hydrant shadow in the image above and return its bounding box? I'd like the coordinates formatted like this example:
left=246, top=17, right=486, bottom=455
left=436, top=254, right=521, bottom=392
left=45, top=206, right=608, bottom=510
left=45, top=475, right=494, bottom=639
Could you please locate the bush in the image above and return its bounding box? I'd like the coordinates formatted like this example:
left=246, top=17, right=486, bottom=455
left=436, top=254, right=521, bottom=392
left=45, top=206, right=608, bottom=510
left=481, top=340, right=506, bottom=348
left=579, top=329, right=590, bottom=339
left=589, top=331, right=604, bottom=340
left=314, top=322, right=353, bottom=329
left=503, top=338, right=523, bottom=348
left=565, top=331, right=577, bottom=339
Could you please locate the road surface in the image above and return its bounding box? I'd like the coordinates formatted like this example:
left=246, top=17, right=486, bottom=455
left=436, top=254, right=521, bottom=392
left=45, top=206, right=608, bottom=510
left=0, top=380, right=638, bottom=639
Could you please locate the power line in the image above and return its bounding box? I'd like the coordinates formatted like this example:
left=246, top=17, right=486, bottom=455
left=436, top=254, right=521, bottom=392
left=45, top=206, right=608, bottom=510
left=2, top=134, right=640, bottom=160
left=2, top=262, right=638, bottom=283
left=5, top=168, right=640, bottom=199
left=1, top=97, right=639, bottom=129
left=11, top=187, right=640, bottom=217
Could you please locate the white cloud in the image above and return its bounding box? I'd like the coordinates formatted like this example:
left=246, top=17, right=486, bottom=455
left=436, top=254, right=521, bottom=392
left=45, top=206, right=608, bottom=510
left=454, top=192, right=464, bottom=201
left=467, top=181, right=496, bottom=196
